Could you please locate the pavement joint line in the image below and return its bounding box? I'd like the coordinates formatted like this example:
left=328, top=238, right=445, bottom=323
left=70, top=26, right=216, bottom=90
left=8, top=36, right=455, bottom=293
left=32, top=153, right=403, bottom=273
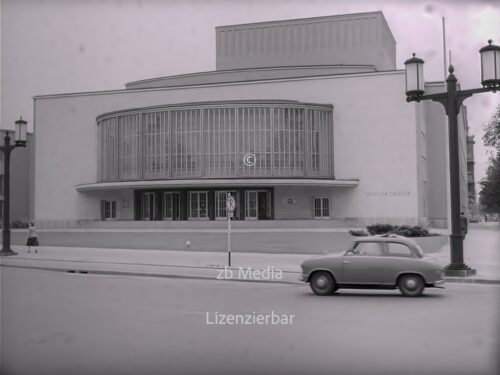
left=0, top=264, right=301, bottom=285
left=2, top=263, right=499, bottom=285
left=1, top=258, right=302, bottom=274
left=10, top=247, right=314, bottom=256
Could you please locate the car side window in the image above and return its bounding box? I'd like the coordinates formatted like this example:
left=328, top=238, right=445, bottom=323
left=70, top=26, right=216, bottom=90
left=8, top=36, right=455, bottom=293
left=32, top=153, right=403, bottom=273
left=386, top=242, right=413, bottom=257
left=352, top=242, right=383, bottom=256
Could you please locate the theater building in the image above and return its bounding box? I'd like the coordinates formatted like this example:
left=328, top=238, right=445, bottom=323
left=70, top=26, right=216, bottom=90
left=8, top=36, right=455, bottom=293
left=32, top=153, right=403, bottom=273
left=32, top=12, right=470, bottom=228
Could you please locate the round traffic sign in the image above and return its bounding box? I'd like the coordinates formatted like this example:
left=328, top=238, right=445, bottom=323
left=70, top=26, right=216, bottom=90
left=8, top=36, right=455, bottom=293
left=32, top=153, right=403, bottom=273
left=226, top=195, right=236, bottom=212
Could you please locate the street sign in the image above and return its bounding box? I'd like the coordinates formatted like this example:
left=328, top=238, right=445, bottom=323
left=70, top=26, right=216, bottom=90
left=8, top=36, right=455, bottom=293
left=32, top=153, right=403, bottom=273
left=226, top=193, right=235, bottom=267
left=226, top=194, right=236, bottom=212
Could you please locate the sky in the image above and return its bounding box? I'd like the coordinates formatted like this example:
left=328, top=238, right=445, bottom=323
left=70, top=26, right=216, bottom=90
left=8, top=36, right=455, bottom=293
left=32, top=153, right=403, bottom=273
left=1, top=0, right=499, bottom=186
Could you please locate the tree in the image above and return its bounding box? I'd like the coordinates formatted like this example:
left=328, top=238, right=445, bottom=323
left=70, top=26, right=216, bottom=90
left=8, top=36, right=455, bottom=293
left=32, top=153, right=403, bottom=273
left=479, top=154, right=500, bottom=213
left=479, top=105, right=500, bottom=214
left=483, top=104, right=500, bottom=150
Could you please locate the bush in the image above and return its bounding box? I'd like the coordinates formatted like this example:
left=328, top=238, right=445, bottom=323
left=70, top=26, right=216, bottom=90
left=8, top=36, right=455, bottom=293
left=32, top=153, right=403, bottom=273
left=11, top=220, right=29, bottom=229
left=366, top=224, right=432, bottom=237
left=393, top=225, right=429, bottom=237
left=366, top=224, right=397, bottom=235
left=349, top=229, right=369, bottom=237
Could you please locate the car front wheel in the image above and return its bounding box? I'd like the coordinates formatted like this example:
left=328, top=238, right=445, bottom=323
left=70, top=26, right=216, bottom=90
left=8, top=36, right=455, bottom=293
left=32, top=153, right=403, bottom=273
left=310, top=271, right=337, bottom=296
left=398, top=274, right=425, bottom=297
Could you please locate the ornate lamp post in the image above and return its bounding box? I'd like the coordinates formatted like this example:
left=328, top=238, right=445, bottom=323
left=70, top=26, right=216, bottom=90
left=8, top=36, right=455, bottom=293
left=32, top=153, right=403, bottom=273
left=0, top=117, right=28, bottom=256
left=404, top=40, right=500, bottom=276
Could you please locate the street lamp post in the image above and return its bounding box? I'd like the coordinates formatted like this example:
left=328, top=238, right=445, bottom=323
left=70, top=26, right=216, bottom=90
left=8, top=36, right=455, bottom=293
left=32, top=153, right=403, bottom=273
left=405, top=40, right=500, bottom=276
left=0, top=117, right=28, bottom=256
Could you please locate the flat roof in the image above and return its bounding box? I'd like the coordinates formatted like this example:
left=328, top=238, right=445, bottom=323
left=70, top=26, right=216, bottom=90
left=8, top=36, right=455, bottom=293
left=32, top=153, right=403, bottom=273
left=216, top=11, right=396, bottom=44
left=33, top=69, right=405, bottom=100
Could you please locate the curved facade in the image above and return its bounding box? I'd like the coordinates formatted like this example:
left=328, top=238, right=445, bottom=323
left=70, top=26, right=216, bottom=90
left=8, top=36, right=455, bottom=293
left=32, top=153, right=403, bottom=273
left=97, top=101, right=334, bottom=182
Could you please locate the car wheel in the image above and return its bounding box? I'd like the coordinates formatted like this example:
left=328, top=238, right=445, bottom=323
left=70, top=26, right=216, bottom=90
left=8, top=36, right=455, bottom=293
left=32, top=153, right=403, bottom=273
left=398, top=274, right=425, bottom=297
left=310, top=271, right=337, bottom=296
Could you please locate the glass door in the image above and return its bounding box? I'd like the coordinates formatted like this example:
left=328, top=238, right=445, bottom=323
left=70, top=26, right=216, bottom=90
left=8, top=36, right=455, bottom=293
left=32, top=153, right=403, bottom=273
left=245, top=191, right=258, bottom=220
left=258, top=191, right=270, bottom=220
left=142, top=192, right=156, bottom=221
left=163, top=192, right=180, bottom=220
left=188, top=191, right=208, bottom=220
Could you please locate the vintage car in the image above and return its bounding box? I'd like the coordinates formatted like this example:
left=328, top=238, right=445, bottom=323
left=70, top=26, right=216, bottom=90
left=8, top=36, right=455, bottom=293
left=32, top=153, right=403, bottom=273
left=300, top=234, right=445, bottom=297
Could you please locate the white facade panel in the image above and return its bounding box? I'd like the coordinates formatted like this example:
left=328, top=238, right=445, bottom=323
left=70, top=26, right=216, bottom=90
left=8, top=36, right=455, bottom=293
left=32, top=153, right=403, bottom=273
left=34, top=71, right=422, bottom=227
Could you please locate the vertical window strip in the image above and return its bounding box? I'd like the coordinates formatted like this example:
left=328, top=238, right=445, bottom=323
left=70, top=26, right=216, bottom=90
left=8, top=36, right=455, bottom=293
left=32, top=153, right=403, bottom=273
left=253, top=107, right=256, bottom=176
left=98, top=105, right=333, bottom=182
left=97, top=122, right=101, bottom=181
left=288, top=108, right=291, bottom=173
left=182, top=111, right=186, bottom=176
left=218, top=108, right=221, bottom=176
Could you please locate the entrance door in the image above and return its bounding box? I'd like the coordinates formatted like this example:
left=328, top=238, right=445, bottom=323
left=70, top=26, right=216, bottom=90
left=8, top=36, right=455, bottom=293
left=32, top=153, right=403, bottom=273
left=163, top=192, right=180, bottom=220
left=258, top=191, right=269, bottom=220
left=188, top=191, right=208, bottom=220
left=142, top=192, right=156, bottom=221
left=245, top=191, right=258, bottom=220
left=245, top=190, right=271, bottom=220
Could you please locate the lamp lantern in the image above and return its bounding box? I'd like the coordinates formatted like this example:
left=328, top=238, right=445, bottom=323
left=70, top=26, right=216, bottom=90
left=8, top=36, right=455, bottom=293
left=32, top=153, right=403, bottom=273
left=14, top=117, right=27, bottom=146
left=404, top=53, right=425, bottom=99
left=480, top=40, right=500, bottom=88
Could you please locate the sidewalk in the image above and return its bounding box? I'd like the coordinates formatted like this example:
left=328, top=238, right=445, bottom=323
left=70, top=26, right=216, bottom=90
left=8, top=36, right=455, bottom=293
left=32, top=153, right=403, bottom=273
left=2, top=246, right=310, bottom=284
left=2, top=224, right=499, bottom=285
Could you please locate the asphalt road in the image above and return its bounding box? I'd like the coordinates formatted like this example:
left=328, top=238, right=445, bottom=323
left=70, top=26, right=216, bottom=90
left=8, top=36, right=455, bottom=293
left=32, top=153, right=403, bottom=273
left=1, top=267, right=499, bottom=375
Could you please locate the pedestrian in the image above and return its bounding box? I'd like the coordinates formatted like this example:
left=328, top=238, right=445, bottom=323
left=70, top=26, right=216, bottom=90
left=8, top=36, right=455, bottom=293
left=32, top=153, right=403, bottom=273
left=26, top=221, right=39, bottom=254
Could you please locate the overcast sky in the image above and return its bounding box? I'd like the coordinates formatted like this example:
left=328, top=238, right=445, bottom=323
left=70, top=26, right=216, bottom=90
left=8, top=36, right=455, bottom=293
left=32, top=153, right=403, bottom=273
left=1, top=0, right=499, bottom=184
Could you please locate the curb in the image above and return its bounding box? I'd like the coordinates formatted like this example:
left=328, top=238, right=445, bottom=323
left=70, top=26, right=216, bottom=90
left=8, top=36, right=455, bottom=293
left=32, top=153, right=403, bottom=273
left=443, top=277, right=500, bottom=285
left=3, top=263, right=500, bottom=285
left=0, top=264, right=301, bottom=285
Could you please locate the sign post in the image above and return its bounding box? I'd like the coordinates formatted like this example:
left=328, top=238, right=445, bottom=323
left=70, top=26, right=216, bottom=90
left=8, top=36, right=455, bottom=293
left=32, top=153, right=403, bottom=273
left=226, top=193, right=236, bottom=267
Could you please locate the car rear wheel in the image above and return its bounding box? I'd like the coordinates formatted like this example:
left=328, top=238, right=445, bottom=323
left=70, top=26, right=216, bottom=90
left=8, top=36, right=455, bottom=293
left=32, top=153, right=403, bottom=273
left=398, top=274, right=425, bottom=297
left=310, top=271, right=337, bottom=296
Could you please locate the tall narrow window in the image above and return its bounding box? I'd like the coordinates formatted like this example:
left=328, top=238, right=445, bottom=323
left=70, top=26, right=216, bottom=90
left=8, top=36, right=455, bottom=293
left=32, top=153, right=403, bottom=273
left=163, top=192, right=180, bottom=220
left=101, top=200, right=117, bottom=220
left=188, top=191, right=208, bottom=219
left=313, top=197, right=329, bottom=218
left=142, top=192, right=156, bottom=221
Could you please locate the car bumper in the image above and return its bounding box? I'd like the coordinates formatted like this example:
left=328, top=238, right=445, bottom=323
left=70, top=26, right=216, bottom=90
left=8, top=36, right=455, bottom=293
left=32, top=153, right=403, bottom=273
left=432, top=279, right=446, bottom=288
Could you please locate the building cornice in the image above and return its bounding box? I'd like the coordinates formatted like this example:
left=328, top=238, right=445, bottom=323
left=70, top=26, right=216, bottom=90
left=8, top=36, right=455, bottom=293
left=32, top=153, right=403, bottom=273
left=34, top=70, right=405, bottom=101
left=76, top=178, right=360, bottom=192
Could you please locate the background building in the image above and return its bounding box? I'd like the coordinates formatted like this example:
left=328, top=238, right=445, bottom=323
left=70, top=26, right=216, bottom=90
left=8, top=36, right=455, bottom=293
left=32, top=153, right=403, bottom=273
left=1, top=133, right=31, bottom=226
left=32, top=12, right=469, bottom=228
left=467, top=133, right=478, bottom=220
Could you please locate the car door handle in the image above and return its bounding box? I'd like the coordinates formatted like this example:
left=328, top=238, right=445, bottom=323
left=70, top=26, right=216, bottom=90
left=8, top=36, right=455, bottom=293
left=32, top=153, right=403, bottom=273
left=343, top=260, right=350, bottom=264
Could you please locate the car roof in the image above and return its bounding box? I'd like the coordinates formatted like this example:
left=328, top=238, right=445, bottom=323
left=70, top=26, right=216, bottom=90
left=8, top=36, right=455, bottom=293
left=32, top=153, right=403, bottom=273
left=354, top=234, right=417, bottom=246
